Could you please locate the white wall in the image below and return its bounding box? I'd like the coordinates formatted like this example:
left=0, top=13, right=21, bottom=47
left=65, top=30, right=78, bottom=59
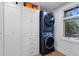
left=53, top=2, right=79, bottom=56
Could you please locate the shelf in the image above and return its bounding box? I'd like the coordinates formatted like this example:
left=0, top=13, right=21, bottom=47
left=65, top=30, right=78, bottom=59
left=63, top=14, right=79, bottom=20
left=16, top=2, right=40, bottom=10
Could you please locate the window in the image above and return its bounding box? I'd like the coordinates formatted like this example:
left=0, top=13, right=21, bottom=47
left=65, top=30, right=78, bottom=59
left=64, top=6, right=79, bottom=38
left=64, top=6, right=79, bottom=17
left=64, top=18, right=79, bottom=37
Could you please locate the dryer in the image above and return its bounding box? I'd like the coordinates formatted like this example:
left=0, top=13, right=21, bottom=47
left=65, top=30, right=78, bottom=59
left=40, top=10, right=55, bottom=55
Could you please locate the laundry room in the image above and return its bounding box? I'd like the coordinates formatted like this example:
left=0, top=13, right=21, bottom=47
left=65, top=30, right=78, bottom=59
left=0, top=2, right=79, bottom=56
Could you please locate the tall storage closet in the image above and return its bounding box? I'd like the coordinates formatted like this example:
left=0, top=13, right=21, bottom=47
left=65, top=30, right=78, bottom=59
left=0, top=2, right=39, bottom=56
left=4, top=3, right=22, bottom=56
left=22, top=7, right=39, bottom=56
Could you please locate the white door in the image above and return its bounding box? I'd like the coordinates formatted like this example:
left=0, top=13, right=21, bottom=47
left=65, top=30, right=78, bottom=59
left=32, top=10, right=39, bottom=36
left=22, top=7, right=39, bottom=55
left=4, top=3, right=22, bottom=56
left=31, top=10, right=39, bottom=55
left=22, top=7, right=33, bottom=56
left=22, top=7, right=32, bottom=36
left=0, top=2, right=3, bottom=56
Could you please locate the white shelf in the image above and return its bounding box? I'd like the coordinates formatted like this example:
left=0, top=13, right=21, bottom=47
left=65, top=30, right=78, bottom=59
left=63, top=14, right=79, bottom=20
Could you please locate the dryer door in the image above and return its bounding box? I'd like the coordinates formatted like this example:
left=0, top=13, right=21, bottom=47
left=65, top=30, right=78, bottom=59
left=44, top=13, right=55, bottom=27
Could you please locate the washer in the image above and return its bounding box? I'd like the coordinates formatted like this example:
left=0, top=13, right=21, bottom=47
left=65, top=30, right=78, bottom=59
left=40, top=10, right=55, bottom=55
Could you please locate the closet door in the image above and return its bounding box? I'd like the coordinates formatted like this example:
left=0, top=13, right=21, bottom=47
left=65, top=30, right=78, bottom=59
left=22, top=7, right=39, bottom=55
left=31, top=10, right=39, bottom=55
left=32, top=10, right=39, bottom=36
left=22, top=7, right=32, bottom=37
left=0, top=2, right=3, bottom=56
left=22, top=7, right=33, bottom=56
left=4, top=3, right=22, bottom=56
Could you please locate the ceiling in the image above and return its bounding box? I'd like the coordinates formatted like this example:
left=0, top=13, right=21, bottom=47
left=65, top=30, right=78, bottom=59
left=33, top=2, right=67, bottom=11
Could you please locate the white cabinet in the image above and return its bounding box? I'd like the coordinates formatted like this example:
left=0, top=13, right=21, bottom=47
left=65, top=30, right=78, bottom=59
left=22, top=7, right=32, bottom=36
left=4, top=3, right=22, bottom=56
left=32, top=10, right=39, bottom=55
left=22, top=7, right=32, bottom=56
left=0, top=2, right=3, bottom=56
left=32, top=10, right=39, bottom=36
left=22, top=7, right=39, bottom=56
left=0, top=2, right=39, bottom=56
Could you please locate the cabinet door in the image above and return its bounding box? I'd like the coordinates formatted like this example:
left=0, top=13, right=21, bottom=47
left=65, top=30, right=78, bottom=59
left=22, top=7, right=32, bottom=36
left=0, top=2, right=3, bottom=56
left=31, top=10, right=39, bottom=55
left=23, top=36, right=32, bottom=56
left=4, top=3, right=22, bottom=56
left=22, top=7, right=39, bottom=56
left=22, top=7, right=33, bottom=56
left=30, top=35, right=39, bottom=55
left=32, top=10, right=39, bottom=36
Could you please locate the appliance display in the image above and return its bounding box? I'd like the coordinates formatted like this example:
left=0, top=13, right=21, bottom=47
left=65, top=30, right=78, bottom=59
left=40, top=10, right=55, bottom=55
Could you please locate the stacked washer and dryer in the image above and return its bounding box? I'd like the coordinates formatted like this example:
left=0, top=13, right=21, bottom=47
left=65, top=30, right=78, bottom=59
left=40, top=10, right=55, bottom=55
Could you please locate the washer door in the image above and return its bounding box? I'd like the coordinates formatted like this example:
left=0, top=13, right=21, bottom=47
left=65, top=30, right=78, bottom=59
left=45, top=36, right=54, bottom=49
